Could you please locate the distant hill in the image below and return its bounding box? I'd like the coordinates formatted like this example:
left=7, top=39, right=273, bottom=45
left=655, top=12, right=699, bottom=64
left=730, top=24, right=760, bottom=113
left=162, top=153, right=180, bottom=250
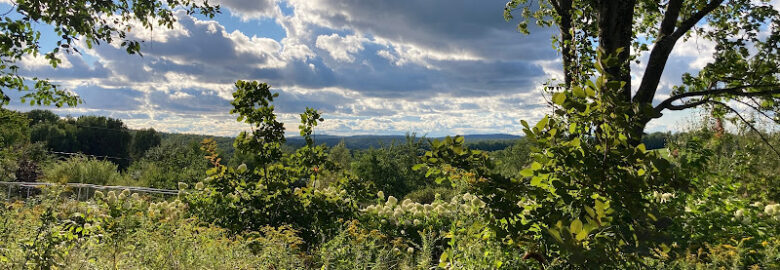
left=285, top=134, right=523, bottom=150
left=157, top=132, right=524, bottom=155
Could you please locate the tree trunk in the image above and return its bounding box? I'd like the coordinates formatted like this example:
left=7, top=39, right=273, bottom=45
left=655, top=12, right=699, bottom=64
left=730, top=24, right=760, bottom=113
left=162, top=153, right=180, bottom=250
left=596, top=0, right=635, bottom=102
left=558, top=0, right=575, bottom=89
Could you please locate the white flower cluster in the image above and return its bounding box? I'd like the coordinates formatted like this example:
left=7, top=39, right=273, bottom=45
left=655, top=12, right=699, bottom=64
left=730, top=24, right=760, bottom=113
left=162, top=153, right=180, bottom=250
left=147, top=199, right=187, bottom=219
left=763, top=203, right=780, bottom=218
left=94, top=189, right=186, bottom=220
left=732, top=202, right=780, bottom=224
left=361, top=193, right=486, bottom=227
left=652, top=191, right=675, bottom=203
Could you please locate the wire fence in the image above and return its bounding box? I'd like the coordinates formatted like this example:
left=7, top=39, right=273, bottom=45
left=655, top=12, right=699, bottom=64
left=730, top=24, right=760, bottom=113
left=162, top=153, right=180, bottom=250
left=0, top=181, right=180, bottom=202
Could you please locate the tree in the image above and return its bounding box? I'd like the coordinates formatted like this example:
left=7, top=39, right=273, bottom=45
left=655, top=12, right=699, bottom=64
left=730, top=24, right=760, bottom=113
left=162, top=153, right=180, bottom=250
left=130, top=128, right=161, bottom=160
left=24, top=109, right=59, bottom=126
left=505, top=0, right=780, bottom=142
left=127, top=140, right=207, bottom=188
left=0, top=108, right=29, bottom=147
left=328, top=140, right=352, bottom=171
left=0, top=0, right=218, bottom=108
left=72, top=115, right=132, bottom=168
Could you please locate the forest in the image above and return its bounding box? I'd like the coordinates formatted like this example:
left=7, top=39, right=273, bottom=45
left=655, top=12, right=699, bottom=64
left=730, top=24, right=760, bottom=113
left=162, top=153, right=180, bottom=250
left=2, top=0, right=780, bottom=269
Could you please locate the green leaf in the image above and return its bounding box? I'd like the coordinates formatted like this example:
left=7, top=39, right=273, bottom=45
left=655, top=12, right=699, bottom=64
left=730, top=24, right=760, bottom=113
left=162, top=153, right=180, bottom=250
left=637, top=143, right=647, bottom=153
left=547, top=228, right=563, bottom=243
left=531, top=162, right=542, bottom=171
left=570, top=219, right=583, bottom=234
left=530, top=176, right=542, bottom=186
left=573, top=86, right=586, bottom=98
left=535, top=115, right=549, bottom=131
left=552, top=92, right=566, bottom=105
left=575, top=230, right=588, bottom=241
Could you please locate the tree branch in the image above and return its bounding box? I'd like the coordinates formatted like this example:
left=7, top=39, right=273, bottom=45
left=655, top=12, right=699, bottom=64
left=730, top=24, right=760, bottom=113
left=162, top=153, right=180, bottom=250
left=664, top=97, right=711, bottom=111
left=671, top=0, right=725, bottom=40
left=733, top=99, right=780, bottom=125
left=633, top=0, right=724, bottom=104
left=710, top=100, right=780, bottom=158
left=654, top=85, right=780, bottom=113
left=659, top=0, right=683, bottom=36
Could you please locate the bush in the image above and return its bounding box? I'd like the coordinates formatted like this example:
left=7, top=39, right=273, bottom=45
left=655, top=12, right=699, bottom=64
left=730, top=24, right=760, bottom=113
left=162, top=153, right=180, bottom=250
left=403, top=186, right=456, bottom=204
left=43, top=156, right=127, bottom=185
left=126, top=140, right=208, bottom=189
left=0, top=143, right=53, bottom=182
left=0, top=186, right=296, bottom=269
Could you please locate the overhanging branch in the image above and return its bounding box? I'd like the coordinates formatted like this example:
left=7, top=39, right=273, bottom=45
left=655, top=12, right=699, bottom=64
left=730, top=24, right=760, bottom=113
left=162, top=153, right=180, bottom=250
left=654, top=85, right=780, bottom=114
left=710, top=100, right=780, bottom=158
left=671, top=0, right=725, bottom=40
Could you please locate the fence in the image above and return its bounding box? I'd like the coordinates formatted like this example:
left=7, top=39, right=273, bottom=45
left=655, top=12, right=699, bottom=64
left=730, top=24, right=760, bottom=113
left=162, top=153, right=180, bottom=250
left=0, top=181, right=179, bottom=201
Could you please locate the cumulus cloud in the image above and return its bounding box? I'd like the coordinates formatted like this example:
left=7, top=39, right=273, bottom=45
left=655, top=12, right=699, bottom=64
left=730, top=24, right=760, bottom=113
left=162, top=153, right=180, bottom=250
left=315, top=34, right=365, bottom=62
left=7, top=0, right=712, bottom=136
left=215, top=0, right=279, bottom=20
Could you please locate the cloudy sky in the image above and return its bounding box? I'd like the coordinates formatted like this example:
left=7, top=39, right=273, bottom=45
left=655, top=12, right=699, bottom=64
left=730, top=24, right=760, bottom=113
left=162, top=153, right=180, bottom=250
left=2, top=0, right=723, bottom=137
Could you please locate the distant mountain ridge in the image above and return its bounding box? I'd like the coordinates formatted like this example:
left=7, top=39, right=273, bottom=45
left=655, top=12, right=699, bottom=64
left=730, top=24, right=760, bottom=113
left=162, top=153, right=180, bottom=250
left=284, top=133, right=523, bottom=149
left=158, top=132, right=524, bottom=156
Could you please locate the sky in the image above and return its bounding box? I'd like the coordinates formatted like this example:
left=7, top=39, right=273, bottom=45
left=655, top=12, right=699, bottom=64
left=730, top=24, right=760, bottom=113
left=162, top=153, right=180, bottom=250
left=1, top=0, right=748, bottom=137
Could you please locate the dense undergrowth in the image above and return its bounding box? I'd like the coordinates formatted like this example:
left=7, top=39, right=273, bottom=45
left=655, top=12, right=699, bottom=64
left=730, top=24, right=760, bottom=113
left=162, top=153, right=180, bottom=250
left=1, top=80, right=779, bottom=269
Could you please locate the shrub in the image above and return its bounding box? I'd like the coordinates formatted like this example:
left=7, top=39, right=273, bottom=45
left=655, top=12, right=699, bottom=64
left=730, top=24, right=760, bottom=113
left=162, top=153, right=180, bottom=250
left=43, top=156, right=127, bottom=185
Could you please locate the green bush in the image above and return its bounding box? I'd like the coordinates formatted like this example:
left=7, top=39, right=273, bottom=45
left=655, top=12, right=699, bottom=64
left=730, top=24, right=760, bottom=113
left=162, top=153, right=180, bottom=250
left=126, top=140, right=208, bottom=189
left=0, top=186, right=300, bottom=269
left=403, top=186, right=456, bottom=204
left=43, top=156, right=127, bottom=185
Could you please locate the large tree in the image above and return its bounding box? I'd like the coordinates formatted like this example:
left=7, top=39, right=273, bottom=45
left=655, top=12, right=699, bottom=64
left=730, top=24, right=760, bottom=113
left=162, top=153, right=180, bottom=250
left=0, top=0, right=218, bottom=107
left=505, top=0, right=780, bottom=141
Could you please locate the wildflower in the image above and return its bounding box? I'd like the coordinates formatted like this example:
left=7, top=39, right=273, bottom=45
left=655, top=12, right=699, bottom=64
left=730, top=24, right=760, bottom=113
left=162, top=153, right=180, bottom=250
left=178, top=182, right=189, bottom=190
left=393, top=208, right=403, bottom=219
left=407, top=247, right=414, bottom=254
left=735, top=209, right=744, bottom=219
left=94, top=190, right=105, bottom=199
left=413, top=219, right=421, bottom=226
left=377, top=191, right=385, bottom=200
left=237, top=163, right=248, bottom=173
left=765, top=204, right=777, bottom=215
left=195, top=182, right=204, bottom=190
left=387, top=196, right=398, bottom=206
left=751, top=201, right=763, bottom=208
left=402, top=199, right=413, bottom=207
left=131, top=193, right=140, bottom=201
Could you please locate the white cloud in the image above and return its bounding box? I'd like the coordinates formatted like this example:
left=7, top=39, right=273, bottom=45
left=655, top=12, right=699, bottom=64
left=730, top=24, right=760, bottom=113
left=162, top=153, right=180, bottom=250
left=214, top=0, right=279, bottom=21
left=315, top=34, right=366, bottom=62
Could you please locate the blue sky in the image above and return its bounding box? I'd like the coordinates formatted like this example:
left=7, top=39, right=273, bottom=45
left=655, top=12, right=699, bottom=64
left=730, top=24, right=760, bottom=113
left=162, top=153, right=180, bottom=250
left=3, top=0, right=747, bottom=137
